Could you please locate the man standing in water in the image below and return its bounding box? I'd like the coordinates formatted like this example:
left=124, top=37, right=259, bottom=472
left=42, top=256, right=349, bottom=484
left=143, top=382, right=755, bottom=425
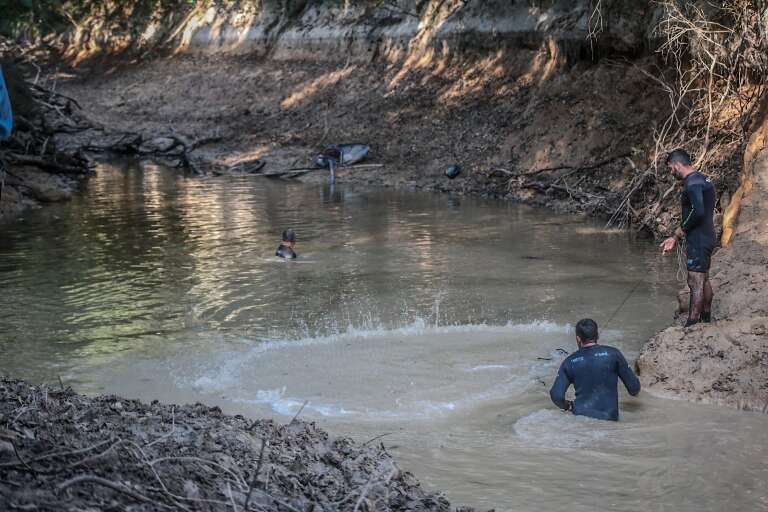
left=276, top=229, right=298, bottom=259
left=659, top=149, right=717, bottom=327
left=550, top=319, right=640, bottom=421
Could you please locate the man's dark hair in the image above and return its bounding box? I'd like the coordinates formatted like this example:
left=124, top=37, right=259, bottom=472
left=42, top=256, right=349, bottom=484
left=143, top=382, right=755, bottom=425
left=665, top=149, right=691, bottom=166
left=575, top=318, right=599, bottom=342
left=282, top=229, right=296, bottom=242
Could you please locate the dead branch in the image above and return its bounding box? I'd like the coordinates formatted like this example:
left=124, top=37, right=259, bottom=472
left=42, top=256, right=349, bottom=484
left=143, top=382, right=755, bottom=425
left=244, top=439, right=267, bottom=511
left=57, top=474, right=162, bottom=507
left=522, top=152, right=632, bottom=176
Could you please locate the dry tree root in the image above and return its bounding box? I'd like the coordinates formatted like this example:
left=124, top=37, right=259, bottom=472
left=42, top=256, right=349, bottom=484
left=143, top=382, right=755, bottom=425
left=82, top=130, right=225, bottom=174
left=636, top=0, right=768, bottom=236
left=1, top=41, right=227, bottom=178
left=512, top=0, right=768, bottom=237
left=0, top=67, right=92, bottom=178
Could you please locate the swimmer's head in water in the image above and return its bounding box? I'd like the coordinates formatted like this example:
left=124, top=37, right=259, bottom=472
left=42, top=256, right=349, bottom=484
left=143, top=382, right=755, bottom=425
left=575, top=318, right=599, bottom=346
left=282, top=229, right=296, bottom=242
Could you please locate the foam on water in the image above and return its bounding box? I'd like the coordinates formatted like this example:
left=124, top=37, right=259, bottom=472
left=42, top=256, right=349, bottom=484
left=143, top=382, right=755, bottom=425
left=466, top=364, right=511, bottom=372
left=172, top=319, right=574, bottom=421
left=235, top=387, right=356, bottom=417
left=234, top=388, right=465, bottom=421
left=182, top=318, right=570, bottom=393
left=513, top=409, right=649, bottom=450
left=513, top=410, right=612, bottom=449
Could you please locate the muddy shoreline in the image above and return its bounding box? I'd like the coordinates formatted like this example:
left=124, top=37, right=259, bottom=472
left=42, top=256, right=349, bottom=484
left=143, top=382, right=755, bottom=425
left=56, top=52, right=675, bottom=230
left=0, top=378, right=474, bottom=511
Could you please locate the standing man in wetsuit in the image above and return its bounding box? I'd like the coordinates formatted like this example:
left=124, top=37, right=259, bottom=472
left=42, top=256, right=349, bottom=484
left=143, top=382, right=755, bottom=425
left=550, top=319, right=640, bottom=421
left=659, top=149, right=717, bottom=327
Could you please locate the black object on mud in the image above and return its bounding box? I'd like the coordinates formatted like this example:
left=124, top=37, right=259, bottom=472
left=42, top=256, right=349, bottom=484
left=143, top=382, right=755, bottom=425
left=315, top=143, right=370, bottom=168
left=445, top=164, right=461, bottom=179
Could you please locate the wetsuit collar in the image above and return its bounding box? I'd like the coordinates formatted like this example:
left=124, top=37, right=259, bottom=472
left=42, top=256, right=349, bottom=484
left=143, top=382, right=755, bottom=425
left=682, top=170, right=699, bottom=182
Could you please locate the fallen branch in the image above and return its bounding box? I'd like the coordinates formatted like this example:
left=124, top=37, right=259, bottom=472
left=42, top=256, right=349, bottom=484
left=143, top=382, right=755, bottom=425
left=262, top=163, right=384, bottom=178
left=57, top=474, right=161, bottom=506
left=522, top=152, right=632, bottom=176
left=289, top=401, right=309, bottom=424
left=28, top=83, right=82, bottom=110
left=244, top=439, right=268, bottom=511
left=4, top=153, right=88, bottom=175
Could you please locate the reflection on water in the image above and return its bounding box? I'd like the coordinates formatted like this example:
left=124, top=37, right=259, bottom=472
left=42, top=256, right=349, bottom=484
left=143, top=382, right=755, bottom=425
left=0, top=160, right=766, bottom=511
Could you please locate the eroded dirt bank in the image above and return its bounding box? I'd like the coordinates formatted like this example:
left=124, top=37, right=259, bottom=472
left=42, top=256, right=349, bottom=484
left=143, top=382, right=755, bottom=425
left=0, top=378, right=468, bottom=511
left=59, top=52, right=676, bottom=228
left=46, top=0, right=732, bottom=238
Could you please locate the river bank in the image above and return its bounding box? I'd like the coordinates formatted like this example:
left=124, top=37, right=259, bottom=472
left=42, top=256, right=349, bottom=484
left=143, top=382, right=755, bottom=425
left=8, top=0, right=739, bottom=237
left=0, top=377, right=468, bottom=511
left=58, top=51, right=671, bottom=226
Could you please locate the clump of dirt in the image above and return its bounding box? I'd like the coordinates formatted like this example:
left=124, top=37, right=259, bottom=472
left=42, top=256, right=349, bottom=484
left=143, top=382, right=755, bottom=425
left=0, top=378, right=473, bottom=511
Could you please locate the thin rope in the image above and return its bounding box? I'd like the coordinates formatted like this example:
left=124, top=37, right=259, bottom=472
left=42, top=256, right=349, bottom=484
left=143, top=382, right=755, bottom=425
left=605, top=279, right=643, bottom=328
left=675, top=238, right=688, bottom=282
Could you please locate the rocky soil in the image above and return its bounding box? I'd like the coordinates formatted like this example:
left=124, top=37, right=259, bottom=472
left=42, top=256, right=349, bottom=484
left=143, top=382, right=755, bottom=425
left=0, top=378, right=470, bottom=511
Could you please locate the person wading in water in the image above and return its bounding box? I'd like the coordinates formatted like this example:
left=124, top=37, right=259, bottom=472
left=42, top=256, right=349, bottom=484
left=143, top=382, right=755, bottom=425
left=549, top=319, right=640, bottom=421
left=659, top=149, right=717, bottom=327
left=276, top=229, right=298, bottom=259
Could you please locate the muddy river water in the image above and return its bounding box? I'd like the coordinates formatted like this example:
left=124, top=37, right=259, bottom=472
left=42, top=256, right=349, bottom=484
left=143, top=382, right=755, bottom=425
left=1, top=161, right=766, bottom=511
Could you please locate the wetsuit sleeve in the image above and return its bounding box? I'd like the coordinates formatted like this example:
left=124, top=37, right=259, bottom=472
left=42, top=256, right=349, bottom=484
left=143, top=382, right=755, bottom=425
left=681, top=184, right=706, bottom=234
left=616, top=352, right=641, bottom=396
left=549, top=362, right=572, bottom=410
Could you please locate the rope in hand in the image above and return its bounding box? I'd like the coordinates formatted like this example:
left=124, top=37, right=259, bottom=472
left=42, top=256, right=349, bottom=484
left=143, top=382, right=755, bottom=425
left=675, top=238, right=688, bottom=283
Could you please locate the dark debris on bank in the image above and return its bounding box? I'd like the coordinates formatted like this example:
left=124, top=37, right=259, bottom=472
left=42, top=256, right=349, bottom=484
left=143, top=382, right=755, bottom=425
left=0, top=379, right=480, bottom=511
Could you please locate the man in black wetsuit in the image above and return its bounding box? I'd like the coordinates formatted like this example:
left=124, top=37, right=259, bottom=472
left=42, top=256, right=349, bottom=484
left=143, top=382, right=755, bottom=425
left=659, top=149, right=717, bottom=327
left=276, top=229, right=297, bottom=259
left=550, top=319, right=640, bottom=421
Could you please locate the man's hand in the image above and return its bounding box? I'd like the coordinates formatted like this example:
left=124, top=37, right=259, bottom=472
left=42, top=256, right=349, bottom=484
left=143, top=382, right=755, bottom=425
left=660, top=236, right=677, bottom=254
